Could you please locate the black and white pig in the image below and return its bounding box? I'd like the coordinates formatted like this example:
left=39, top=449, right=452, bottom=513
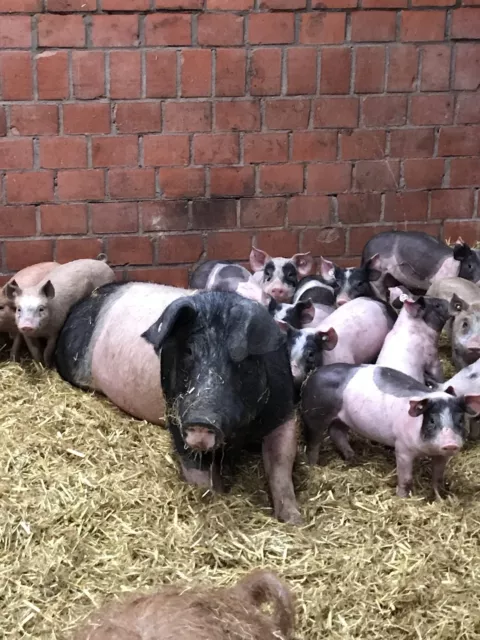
left=301, top=364, right=480, bottom=498
left=318, top=256, right=383, bottom=305
left=189, top=260, right=251, bottom=291
left=250, top=247, right=314, bottom=303
left=55, top=283, right=301, bottom=524
left=362, top=231, right=480, bottom=300
left=268, top=277, right=336, bottom=330
left=268, top=298, right=317, bottom=330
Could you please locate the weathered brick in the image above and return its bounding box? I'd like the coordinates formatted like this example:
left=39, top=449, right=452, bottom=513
left=191, top=199, right=237, bottom=229
left=91, top=203, right=138, bottom=234
left=156, top=0, right=204, bottom=7
left=115, top=103, right=162, bottom=133
left=215, top=101, right=260, bottom=131
left=451, top=8, right=480, bottom=39
left=390, top=128, right=435, bottom=157
left=158, top=235, right=203, bottom=264
left=37, top=51, right=69, bottom=100
left=457, top=94, right=480, bottom=124
left=260, top=0, right=306, bottom=7
left=362, top=96, right=407, bottom=126
left=160, top=168, right=205, bottom=197
left=438, top=126, right=480, bottom=156
left=0, top=16, right=31, bottom=48
left=92, top=136, right=139, bottom=167
left=211, top=167, right=255, bottom=196
left=207, top=0, right=252, bottom=7
left=0, top=206, right=36, bottom=237
left=307, top=163, right=352, bottom=194
left=38, top=14, right=85, bottom=48
left=320, top=47, right=352, bottom=95
left=0, top=52, right=32, bottom=100
left=141, top=201, right=189, bottom=232
left=40, top=204, right=87, bottom=235
left=92, top=15, right=139, bottom=47
left=5, top=240, right=53, bottom=271
left=363, top=0, right=406, bottom=7
left=301, top=227, right=345, bottom=257
left=354, top=160, right=400, bottom=192
left=243, top=133, right=288, bottom=163
left=47, top=0, right=96, bottom=9
left=421, top=45, right=451, bottom=91
left=39, top=137, right=87, bottom=169
left=57, top=169, right=104, bottom=201
left=110, top=51, right=141, bottom=100
left=107, top=237, right=153, bottom=266
left=144, top=135, right=189, bottom=166
left=355, top=46, right=386, bottom=93
left=340, top=130, right=386, bottom=160
left=450, top=158, right=480, bottom=187
left=351, top=11, right=396, bottom=41
left=453, top=43, right=480, bottom=90
left=0, top=108, right=5, bottom=137
left=6, top=172, right=54, bottom=204
left=384, top=192, right=429, bottom=221
left=56, top=238, right=102, bottom=263
left=64, top=103, right=110, bottom=134
left=287, top=48, right=317, bottom=95
left=164, top=102, right=211, bottom=132
left=265, top=99, right=310, bottom=129
left=300, top=12, right=346, bottom=44
left=400, top=10, right=446, bottom=41
left=348, top=224, right=392, bottom=254
left=314, top=97, right=359, bottom=128
left=145, top=14, right=191, bottom=46
left=0, top=139, right=33, bottom=170
left=181, top=49, right=212, bottom=98
left=249, top=13, right=295, bottom=44
left=292, top=131, right=337, bottom=162
left=387, top=44, right=418, bottom=91
left=146, top=50, right=177, bottom=98
left=193, top=133, right=239, bottom=164
left=250, top=48, right=282, bottom=95
left=215, top=49, right=246, bottom=97
left=288, top=196, right=332, bottom=226
left=444, top=221, right=480, bottom=245
left=72, top=51, right=105, bottom=100
left=102, top=0, right=149, bottom=8
left=259, top=164, right=303, bottom=195
left=198, top=13, right=243, bottom=46
left=126, top=267, right=189, bottom=287
left=410, top=95, right=454, bottom=125
left=338, top=193, right=382, bottom=223
left=240, top=198, right=285, bottom=227
left=10, top=106, right=57, bottom=136
left=207, top=231, right=252, bottom=260
left=109, top=169, right=155, bottom=200
left=404, top=158, right=445, bottom=189
left=431, top=189, right=474, bottom=219
left=0, top=0, right=41, bottom=10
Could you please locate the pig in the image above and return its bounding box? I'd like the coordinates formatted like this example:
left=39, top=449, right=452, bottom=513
left=301, top=364, right=480, bottom=498
left=362, top=231, right=480, bottom=299
left=292, top=276, right=336, bottom=326
left=318, top=256, right=384, bottom=305
left=426, top=277, right=480, bottom=307
left=443, top=360, right=480, bottom=439
left=189, top=260, right=251, bottom=291
left=73, top=569, right=295, bottom=640
left=448, top=295, right=480, bottom=370
left=0, top=261, right=58, bottom=360
left=55, top=285, right=302, bottom=523
left=268, top=298, right=317, bottom=330
left=249, top=246, right=314, bottom=303
left=6, top=258, right=115, bottom=367
left=376, top=296, right=450, bottom=385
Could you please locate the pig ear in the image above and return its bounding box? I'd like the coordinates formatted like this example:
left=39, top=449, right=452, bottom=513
left=319, top=257, right=335, bottom=281
left=275, top=319, right=289, bottom=334
left=228, top=304, right=284, bottom=362
left=41, top=280, right=55, bottom=299
left=453, top=241, right=472, bottom=261
left=314, top=327, right=338, bottom=351
left=408, top=397, right=430, bottom=417
left=463, top=394, right=480, bottom=416
left=295, top=299, right=315, bottom=325
left=292, top=252, right=314, bottom=278
left=4, top=279, right=21, bottom=301
left=364, top=253, right=382, bottom=282
left=404, top=296, right=425, bottom=317
left=449, top=293, right=468, bottom=315
left=141, top=297, right=197, bottom=353
left=250, top=246, right=270, bottom=272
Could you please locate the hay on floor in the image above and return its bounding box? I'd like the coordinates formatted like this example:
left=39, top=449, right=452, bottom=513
left=2, top=343, right=480, bottom=640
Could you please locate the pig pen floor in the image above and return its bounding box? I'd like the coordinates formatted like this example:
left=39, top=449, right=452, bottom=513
left=2, top=345, right=480, bottom=640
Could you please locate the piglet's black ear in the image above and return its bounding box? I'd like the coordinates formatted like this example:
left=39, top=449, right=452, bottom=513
left=4, top=279, right=21, bottom=301
left=228, top=303, right=284, bottom=362
left=142, top=297, right=197, bottom=353
left=453, top=241, right=472, bottom=261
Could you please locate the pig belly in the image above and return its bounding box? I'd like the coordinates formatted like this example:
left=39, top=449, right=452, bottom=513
left=430, top=257, right=460, bottom=282
left=322, top=311, right=389, bottom=365
left=376, top=330, right=425, bottom=381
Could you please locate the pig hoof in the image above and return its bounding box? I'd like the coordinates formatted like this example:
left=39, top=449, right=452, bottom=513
left=396, top=486, right=412, bottom=498
left=277, top=506, right=303, bottom=525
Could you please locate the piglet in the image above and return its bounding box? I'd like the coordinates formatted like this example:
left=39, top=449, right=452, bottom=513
left=443, top=360, right=480, bottom=439
left=0, top=261, right=58, bottom=360
left=448, top=295, right=480, bottom=370
left=376, top=295, right=450, bottom=385
left=292, top=276, right=336, bottom=327
left=301, top=364, right=480, bottom=498
left=73, top=569, right=295, bottom=640
left=190, top=260, right=251, bottom=292
left=250, top=246, right=314, bottom=303
left=318, top=256, right=383, bottom=305
left=6, top=258, right=115, bottom=367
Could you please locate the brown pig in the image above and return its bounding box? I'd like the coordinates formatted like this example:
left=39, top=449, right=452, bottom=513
left=5, top=258, right=115, bottom=367
left=0, top=262, right=58, bottom=360
left=72, top=569, right=295, bottom=640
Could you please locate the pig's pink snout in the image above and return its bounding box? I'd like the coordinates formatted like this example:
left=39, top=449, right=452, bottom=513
left=442, top=444, right=460, bottom=452
left=270, top=287, right=289, bottom=301
left=336, top=297, right=350, bottom=306
left=19, top=324, right=36, bottom=334
left=184, top=426, right=218, bottom=452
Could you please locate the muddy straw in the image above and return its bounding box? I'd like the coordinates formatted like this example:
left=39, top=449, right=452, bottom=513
left=2, top=335, right=480, bottom=640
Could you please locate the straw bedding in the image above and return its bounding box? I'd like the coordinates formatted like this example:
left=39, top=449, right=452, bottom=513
left=2, top=339, right=480, bottom=640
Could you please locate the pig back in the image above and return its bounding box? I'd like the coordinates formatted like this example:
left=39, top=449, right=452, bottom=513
left=12, top=261, right=59, bottom=288
left=426, top=277, right=480, bottom=305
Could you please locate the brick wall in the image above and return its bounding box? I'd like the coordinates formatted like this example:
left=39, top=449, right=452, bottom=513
left=0, top=1, right=479, bottom=286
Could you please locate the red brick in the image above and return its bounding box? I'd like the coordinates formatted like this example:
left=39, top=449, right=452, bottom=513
left=401, top=11, right=446, bottom=41
left=421, top=45, right=451, bottom=91
left=387, top=44, right=418, bottom=91
left=348, top=224, right=392, bottom=254
left=362, top=96, right=407, bottom=126
left=145, top=14, right=191, bottom=46
left=5, top=240, right=53, bottom=271
left=240, top=198, right=285, bottom=227
left=314, top=97, right=359, bottom=128
left=410, top=95, right=453, bottom=125
left=287, top=48, right=317, bottom=95
left=37, top=52, right=68, bottom=100
left=243, top=133, right=288, bottom=163
left=292, top=131, right=337, bottom=162
left=191, top=199, right=237, bottom=229
left=102, top=0, right=149, bottom=8
left=338, top=193, right=382, bottom=223
left=207, top=231, right=252, bottom=261
left=91, top=203, right=138, bottom=234
left=457, top=94, right=480, bottom=124
left=92, top=136, right=138, bottom=167
left=56, top=238, right=103, bottom=263
left=6, top=172, right=53, bottom=204
left=215, top=49, right=246, bottom=97
left=181, top=49, right=211, bottom=98
left=72, top=51, right=105, bottom=100
left=0, top=52, right=32, bottom=100
left=146, top=50, right=176, bottom=98
left=454, top=43, right=480, bottom=91
left=301, top=227, right=345, bottom=258
left=46, top=0, right=96, bottom=8
left=412, top=0, right=453, bottom=5
left=164, top=102, right=211, bottom=132
left=340, top=130, right=386, bottom=160
left=259, top=164, right=303, bottom=195
left=64, top=103, right=110, bottom=134
left=107, top=237, right=153, bottom=266
left=288, top=196, right=331, bottom=226
left=109, top=169, right=155, bottom=200
left=265, top=99, right=310, bottom=130
left=307, top=163, right=352, bottom=194
left=0, top=139, right=32, bottom=170
left=144, top=135, right=189, bottom=166
left=0, top=0, right=40, bottom=10
left=158, top=235, right=203, bottom=264
left=141, top=201, right=189, bottom=232
left=431, top=189, right=474, bottom=219
left=38, top=14, right=85, bottom=48
left=207, top=0, right=253, bottom=7
left=92, top=15, right=139, bottom=47
left=160, top=168, right=205, bottom=198
left=249, top=13, right=295, bottom=44
left=451, top=8, right=480, bottom=38
left=126, top=267, right=189, bottom=287
left=250, top=48, right=282, bottom=96
left=320, top=47, right=351, bottom=95
left=390, top=128, right=435, bottom=158
left=450, top=158, right=480, bottom=187
left=355, top=46, right=385, bottom=93
left=0, top=206, right=36, bottom=237
left=211, top=167, right=255, bottom=196
left=193, top=133, right=239, bottom=164
left=115, top=103, right=161, bottom=133
left=215, top=101, right=260, bottom=131
left=0, top=16, right=31, bottom=48
left=10, top=106, right=57, bottom=136
left=260, top=0, right=305, bottom=6
left=57, top=170, right=104, bottom=202
left=444, top=221, right=480, bottom=245
left=299, top=12, right=346, bottom=44
left=351, top=11, right=396, bottom=41
left=438, top=126, right=480, bottom=156
left=255, top=230, right=299, bottom=257
left=198, top=13, right=243, bottom=46
left=110, top=51, right=141, bottom=100
left=355, top=160, right=400, bottom=191
left=363, top=0, right=406, bottom=6
left=0, top=108, right=5, bottom=137
left=404, top=158, right=445, bottom=189
left=384, top=192, right=429, bottom=221
left=40, top=137, right=87, bottom=169
left=40, top=204, right=87, bottom=235
left=156, top=0, right=204, bottom=7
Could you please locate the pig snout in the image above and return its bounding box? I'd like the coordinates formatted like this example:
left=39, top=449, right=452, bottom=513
left=265, top=280, right=292, bottom=303
left=435, top=430, right=464, bottom=455
left=336, top=295, right=350, bottom=306
left=182, top=423, right=224, bottom=452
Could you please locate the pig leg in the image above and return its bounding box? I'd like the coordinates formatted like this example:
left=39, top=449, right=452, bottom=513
left=468, top=416, right=480, bottom=440
left=10, top=334, right=22, bottom=361
left=431, top=455, right=448, bottom=500
left=395, top=446, right=414, bottom=497
left=24, top=336, right=44, bottom=364
left=425, top=359, right=444, bottom=384
left=262, top=417, right=302, bottom=525
left=43, top=334, right=58, bottom=368
left=329, top=420, right=355, bottom=462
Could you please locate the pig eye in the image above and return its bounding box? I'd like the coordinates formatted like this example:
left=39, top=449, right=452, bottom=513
left=38, top=306, right=45, bottom=313
left=16, top=306, right=21, bottom=313
left=0, top=305, right=4, bottom=311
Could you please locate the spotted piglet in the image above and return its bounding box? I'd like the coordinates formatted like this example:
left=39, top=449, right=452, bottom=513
left=250, top=247, right=314, bottom=303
